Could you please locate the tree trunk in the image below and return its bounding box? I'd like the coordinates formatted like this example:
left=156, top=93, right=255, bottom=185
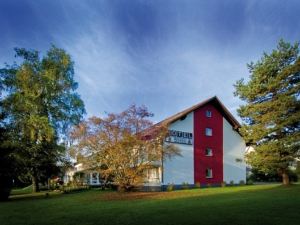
left=32, top=176, right=40, bottom=192
left=47, top=178, right=50, bottom=190
left=282, top=171, right=290, bottom=185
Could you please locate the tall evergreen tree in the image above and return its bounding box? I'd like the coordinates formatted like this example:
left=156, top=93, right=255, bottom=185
left=0, top=46, right=85, bottom=192
left=234, top=40, right=300, bottom=185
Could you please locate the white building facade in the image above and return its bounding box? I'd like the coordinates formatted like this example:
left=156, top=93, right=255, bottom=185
left=144, top=96, right=246, bottom=189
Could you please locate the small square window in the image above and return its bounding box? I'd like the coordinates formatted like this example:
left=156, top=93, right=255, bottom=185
left=205, top=128, right=212, bottom=136
left=205, top=148, right=213, bottom=156
left=206, top=110, right=212, bottom=117
left=206, top=168, right=213, bottom=178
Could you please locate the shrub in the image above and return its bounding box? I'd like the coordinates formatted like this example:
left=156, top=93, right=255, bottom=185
left=221, top=181, right=226, bottom=187
left=288, top=170, right=298, bottom=183
left=0, top=175, right=12, bottom=201
left=248, top=168, right=281, bottom=182
left=49, top=179, right=60, bottom=190
left=296, top=161, right=300, bottom=181
left=229, top=180, right=234, bottom=186
left=247, top=180, right=254, bottom=185
left=195, top=182, right=201, bottom=188
left=62, top=185, right=90, bottom=194
left=181, top=182, right=189, bottom=190
left=239, top=180, right=245, bottom=185
left=166, top=183, right=174, bottom=192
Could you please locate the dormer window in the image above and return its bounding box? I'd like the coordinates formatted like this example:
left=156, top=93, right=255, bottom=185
left=206, top=110, right=212, bottom=118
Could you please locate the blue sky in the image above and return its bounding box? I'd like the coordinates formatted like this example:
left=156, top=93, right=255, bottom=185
left=1, top=0, right=299, bottom=122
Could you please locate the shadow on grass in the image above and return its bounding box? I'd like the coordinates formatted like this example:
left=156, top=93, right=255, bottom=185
left=82, top=183, right=290, bottom=202
left=1, top=184, right=299, bottom=225
left=6, top=183, right=298, bottom=203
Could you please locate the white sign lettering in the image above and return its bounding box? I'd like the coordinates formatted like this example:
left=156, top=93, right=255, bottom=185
left=165, top=130, right=193, bottom=145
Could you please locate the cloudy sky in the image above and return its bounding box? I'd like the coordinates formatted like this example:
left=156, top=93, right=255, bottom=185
left=1, top=0, right=299, bottom=122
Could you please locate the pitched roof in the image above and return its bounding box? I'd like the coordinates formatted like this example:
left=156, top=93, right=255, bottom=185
left=156, top=96, right=241, bottom=130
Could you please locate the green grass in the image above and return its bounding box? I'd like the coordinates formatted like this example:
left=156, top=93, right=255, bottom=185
left=10, top=185, right=33, bottom=195
left=1, top=184, right=300, bottom=225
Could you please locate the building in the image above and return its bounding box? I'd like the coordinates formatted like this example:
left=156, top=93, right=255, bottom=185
left=64, top=96, right=246, bottom=189
left=144, top=96, right=246, bottom=189
left=63, top=163, right=101, bottom=186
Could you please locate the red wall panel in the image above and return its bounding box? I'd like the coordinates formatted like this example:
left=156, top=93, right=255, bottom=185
left=194, top=103, right=223, bottom=184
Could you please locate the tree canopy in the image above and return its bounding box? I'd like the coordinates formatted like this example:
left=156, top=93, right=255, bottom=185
left=70, top=104, right=180, bottom=191
left=0, top=46, right=85, bottom=193
left=234, top=40, right=300, bottom=185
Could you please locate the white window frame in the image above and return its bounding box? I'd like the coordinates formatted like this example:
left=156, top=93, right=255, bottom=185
left=206, top=168, right=213, bottom=178
left=205, top=128, right=212, bottom=136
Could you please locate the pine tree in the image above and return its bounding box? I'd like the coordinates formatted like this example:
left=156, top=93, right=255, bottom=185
left=234, top=40, right=300, bottom=185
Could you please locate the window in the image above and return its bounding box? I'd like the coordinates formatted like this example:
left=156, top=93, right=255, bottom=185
left=205, top=148, right=213, bottom=156
left=91, top=172, right=99, bottom=184
left=148, top=168, right=159, bottom=179
left=206, top=168, right=213, bottom=178
left=206, top=110, right=212, bottom=117
left=205, top=128, right=212, bottom=136
left=147, top=168, right=160, bottom=183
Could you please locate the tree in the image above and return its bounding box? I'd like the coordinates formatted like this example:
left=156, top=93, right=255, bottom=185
left=70, top=105, right=180, bottom=191
left=234, top=40, right=300, bottom=185
left=0, top=67, right=19, bottom=200
left=0, top=112, right=18, bottom=200
left=0, top=46, right=85, bottom=192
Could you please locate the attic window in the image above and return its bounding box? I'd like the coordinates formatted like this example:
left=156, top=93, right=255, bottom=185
left=206, top=110, right=212, bottom=117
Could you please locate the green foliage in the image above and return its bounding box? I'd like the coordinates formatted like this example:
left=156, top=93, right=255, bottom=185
left=10, top=185, right=33, bottom=196
left=181, top=182, right=189, bottom=190
left=221, top=181, right=226, bottom=187
left=195, top=182, right=201, bottom=188
left=229, top=180, right=234, bottom=186
left=62, top=185, right=90, bottom=194
left=246, top=180, right=254, bottom=185
left=239, top=180, right=245, bottom=186
left=234, top=39, right=300, bottom=185
left=0, top=46, right=85, bottom=192
left=248, top=168, right=281, bottom=182
left=296, top=161, right=300, bottom=180
left=0, top=114, right=18, bottom=200
left=288, top=170, right=298, bottom=182
left=166, top=183, right=174, bottom=192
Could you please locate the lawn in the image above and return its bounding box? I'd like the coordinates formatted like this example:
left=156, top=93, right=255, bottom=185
left=1, top=184, right=300, bottom=225
left=10, top=185, right=33, bottom=196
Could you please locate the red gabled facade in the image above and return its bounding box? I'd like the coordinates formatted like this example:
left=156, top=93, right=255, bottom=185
left=194, top=103, right=223, bottom=184
left=144, top=96, right=243, bottom=186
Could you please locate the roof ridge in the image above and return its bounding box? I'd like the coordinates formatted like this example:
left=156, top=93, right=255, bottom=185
left=154, top=96, right=240, bottom=130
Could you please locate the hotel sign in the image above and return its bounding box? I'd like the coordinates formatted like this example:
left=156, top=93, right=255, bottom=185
left=165, top=130, right=193, bottom=145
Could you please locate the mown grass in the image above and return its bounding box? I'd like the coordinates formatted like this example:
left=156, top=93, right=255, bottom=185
left=10, top=185, right=33, bottom=195
left=1, top=184, right=299, bottom=225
